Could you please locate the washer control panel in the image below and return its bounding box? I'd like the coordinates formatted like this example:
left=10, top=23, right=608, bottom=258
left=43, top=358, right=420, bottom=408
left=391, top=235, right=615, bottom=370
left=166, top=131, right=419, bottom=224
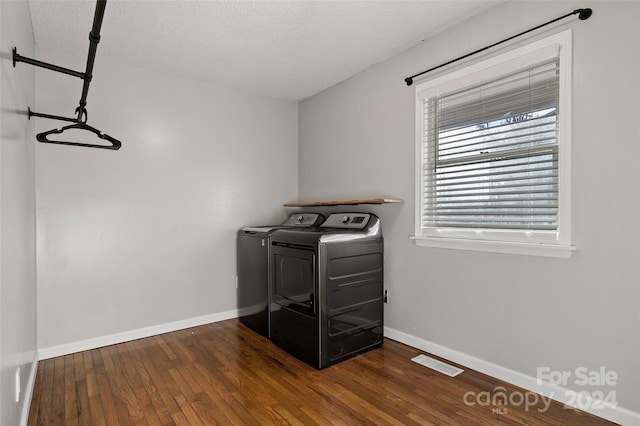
left=282, top=213, right=324, bottom=226
left=321, top=213, right=371, bottom=229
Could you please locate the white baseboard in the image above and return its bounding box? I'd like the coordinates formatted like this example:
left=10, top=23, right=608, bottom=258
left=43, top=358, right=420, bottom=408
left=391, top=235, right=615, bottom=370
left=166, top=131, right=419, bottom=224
left=19, top=351, right=39, bottom=426
left=38, top=309, right=239, bottom=360
left=384, top=326, right=640, bottom=426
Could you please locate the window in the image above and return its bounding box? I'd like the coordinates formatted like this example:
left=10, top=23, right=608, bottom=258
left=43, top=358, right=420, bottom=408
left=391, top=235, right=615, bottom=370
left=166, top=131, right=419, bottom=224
left=413, top=31, right=574, bottom=257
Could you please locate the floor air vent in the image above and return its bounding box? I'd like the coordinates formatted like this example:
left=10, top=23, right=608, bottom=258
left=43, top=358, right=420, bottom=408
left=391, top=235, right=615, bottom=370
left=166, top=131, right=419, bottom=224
left=411, top=354, right=463, bottom=377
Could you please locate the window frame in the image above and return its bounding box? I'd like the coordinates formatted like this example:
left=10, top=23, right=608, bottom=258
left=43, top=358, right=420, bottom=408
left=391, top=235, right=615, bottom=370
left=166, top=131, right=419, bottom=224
left=413, top=30, right=575, bottom=258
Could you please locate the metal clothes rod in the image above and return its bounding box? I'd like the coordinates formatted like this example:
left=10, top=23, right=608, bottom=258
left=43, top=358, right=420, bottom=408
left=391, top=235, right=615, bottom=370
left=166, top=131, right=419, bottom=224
left=404, top=8, right=593, bottom=86
left=77, top=0, right=106, bottom=122
left=12, top=50, right=85, bottom=79
left=27, top=108, right=77, bottom=123
left=12, top=0, right=121, bottom=150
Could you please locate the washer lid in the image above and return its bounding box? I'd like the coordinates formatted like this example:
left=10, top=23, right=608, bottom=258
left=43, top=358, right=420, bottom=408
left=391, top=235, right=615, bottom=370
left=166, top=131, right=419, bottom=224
left=241, top=226, right=281, bottom=233
left=240, top=213, right=324, bottom=234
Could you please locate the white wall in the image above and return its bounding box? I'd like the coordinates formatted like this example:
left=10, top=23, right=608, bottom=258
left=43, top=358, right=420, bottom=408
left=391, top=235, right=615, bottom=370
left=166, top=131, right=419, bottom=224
left=35, top=48, right=298, bottom=351
left=299, top=0, right=640, bottom=419
left=0, top=1, right=38, bottom=425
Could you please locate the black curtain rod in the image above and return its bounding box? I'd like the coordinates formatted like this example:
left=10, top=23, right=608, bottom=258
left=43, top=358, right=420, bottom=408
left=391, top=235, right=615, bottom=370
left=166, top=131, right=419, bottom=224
left=404, top=7, right=592, bottom=86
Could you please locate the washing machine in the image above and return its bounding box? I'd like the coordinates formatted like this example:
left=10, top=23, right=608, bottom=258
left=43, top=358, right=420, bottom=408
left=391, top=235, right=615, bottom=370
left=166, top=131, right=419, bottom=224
left=237, top=213, right=323, bottom=337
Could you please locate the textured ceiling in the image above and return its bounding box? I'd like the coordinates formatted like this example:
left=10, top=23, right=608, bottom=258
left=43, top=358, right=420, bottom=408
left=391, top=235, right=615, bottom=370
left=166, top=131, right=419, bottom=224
left=28, top=0, right=497, bottom=101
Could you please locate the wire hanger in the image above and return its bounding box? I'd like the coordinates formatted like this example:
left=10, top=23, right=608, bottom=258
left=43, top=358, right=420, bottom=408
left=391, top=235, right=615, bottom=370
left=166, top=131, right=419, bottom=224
left=32, top=108, right=121, bottom=150
left=36, top=123, right=121, bottom=150
left=13, top=0, right=122, bottom=150
left=28, top=107, right=122, bottom=149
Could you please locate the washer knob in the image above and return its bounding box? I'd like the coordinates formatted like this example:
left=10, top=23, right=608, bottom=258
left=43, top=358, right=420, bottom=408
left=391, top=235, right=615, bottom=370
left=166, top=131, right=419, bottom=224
left=341, top=215, right=350, bottom=224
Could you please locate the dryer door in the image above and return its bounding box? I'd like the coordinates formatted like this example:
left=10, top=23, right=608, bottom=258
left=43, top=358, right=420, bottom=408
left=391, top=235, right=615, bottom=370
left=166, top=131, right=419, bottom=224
left=271, top=242, right=316, bottom=317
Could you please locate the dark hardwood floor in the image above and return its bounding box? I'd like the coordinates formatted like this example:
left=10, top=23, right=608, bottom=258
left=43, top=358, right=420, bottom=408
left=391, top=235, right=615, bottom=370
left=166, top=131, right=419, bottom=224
left=28, top=319, right=614, bottom=425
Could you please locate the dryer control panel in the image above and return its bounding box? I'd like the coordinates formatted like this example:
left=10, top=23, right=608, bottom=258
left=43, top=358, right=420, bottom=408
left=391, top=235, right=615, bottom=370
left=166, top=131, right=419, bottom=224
left=321, top=213, right=371, bottom=229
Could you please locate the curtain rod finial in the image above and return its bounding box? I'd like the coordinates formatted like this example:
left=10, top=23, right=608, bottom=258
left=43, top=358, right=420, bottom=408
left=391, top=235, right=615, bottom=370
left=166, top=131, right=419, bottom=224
left=405, top=77, right=413, bottom=86
left=577, top=8, right=592, bottom=20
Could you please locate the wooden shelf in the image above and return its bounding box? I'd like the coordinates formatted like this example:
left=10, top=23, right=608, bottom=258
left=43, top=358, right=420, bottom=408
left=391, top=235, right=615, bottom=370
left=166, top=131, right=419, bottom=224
left=284, top=198, right=403, bottom=207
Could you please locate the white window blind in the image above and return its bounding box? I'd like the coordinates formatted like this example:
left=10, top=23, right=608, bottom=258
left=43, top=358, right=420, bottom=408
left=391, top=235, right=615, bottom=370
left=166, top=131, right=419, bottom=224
left=422, top=57, right=560, bottom=233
